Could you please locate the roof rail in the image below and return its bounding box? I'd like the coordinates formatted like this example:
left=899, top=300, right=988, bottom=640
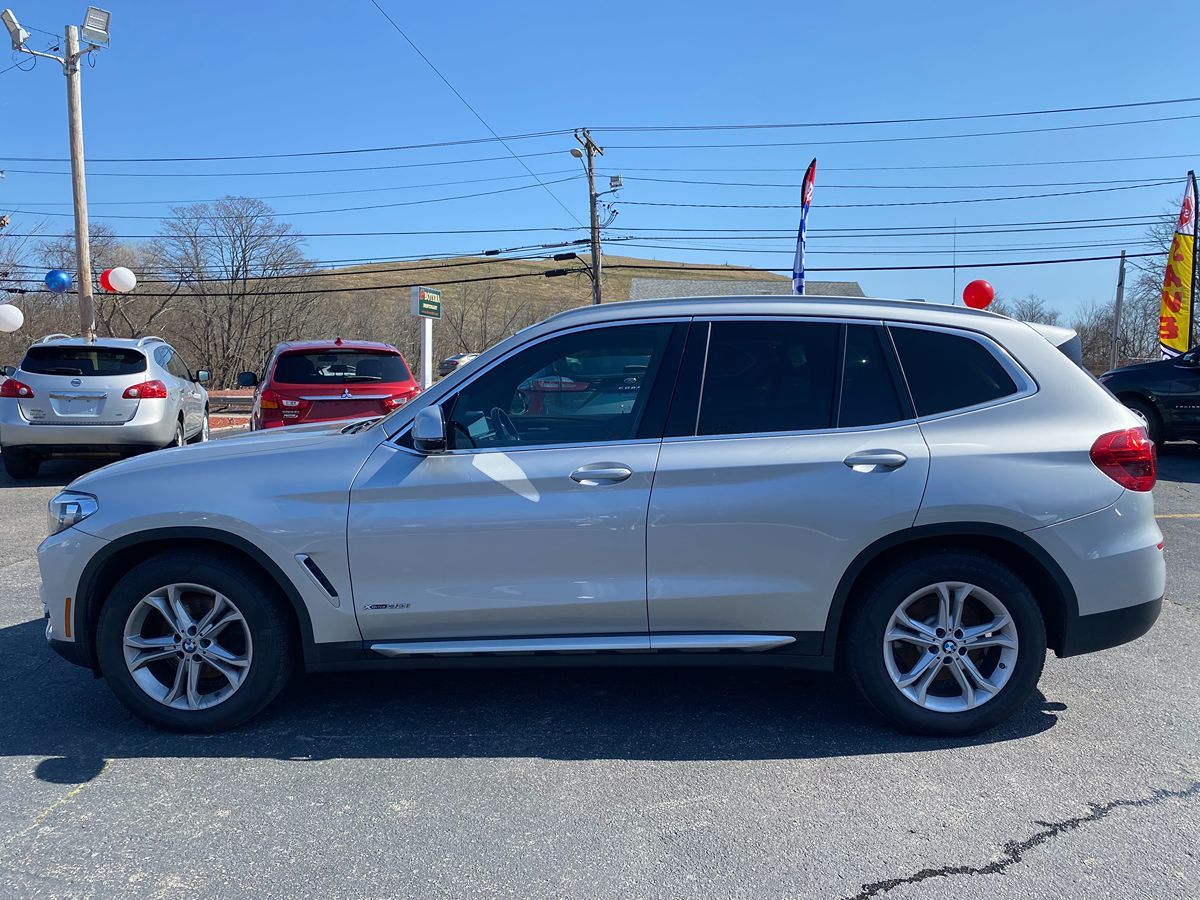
left=38, top=333, right=75, bottom=344
left=136, top=335, right=166, bottom=347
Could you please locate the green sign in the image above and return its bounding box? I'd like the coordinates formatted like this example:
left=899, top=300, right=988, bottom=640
left=411, top=286, right=442, bottom=319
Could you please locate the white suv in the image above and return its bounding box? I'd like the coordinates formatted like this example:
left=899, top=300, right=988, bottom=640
left=1, top=334, right=210, bottom=478
left=38, top=296, right=1164, bottom=735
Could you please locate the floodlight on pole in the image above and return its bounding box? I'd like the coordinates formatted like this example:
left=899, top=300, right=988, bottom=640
left=80, top=6, right=109, bottom=45
left=2, top=9, right=29, bottom=50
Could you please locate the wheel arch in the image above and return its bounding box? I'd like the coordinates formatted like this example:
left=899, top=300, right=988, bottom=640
left=823, top=523, right=1078, bottom=662
left=76, top=527, right=316, bottom=675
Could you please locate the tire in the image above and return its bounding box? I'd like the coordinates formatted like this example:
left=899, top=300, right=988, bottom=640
left=2, top=447, right=40, bottom=479
left=188, top=412, right=210, bottom=444
left=1124, top=398, right=1163, bottom=445
left=845, top=551, right=1046, bottom=737
left=168, top=418, right=185, bottom=449
left=95, top=551, right=295, bottom=732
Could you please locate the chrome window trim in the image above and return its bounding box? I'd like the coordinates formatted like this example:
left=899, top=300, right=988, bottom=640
left=885, top=321, right=1038, bottom=423
left=384, top=316, right=692, bottom=453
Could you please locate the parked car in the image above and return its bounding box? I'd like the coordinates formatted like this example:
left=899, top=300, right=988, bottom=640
left=41, top=295, right=1163, bottom=735
left=1099, top=348, right=1200, bottom=444
left=238, top=339, right=420, bottom=430
left=1, top=334, right=209, bottom=478
left=438, top=353, right=479, bottom=378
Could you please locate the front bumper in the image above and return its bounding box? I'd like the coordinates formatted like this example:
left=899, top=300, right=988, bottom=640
left=38, top=526, right=110, bottom=670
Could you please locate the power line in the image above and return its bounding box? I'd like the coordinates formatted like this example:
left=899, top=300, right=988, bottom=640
left=605, top=153, right=1200, bottom=174
left=624, top=175, right=1177, bottom=190
left=366, top=0, right=582, bottom=228
left=591, top=96, right=1200, bottom=132
left=619, top=181, right=1177, bottom=210
left=604, top=113, right=1200, bottom=150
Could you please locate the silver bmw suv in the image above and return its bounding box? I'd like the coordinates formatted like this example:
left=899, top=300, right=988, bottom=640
left=1, top=334, right=210, bottom=478
left=38, top=296, right=1164, bottom=735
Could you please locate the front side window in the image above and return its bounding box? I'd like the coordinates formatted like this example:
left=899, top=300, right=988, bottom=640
left=697, top=320, right=839, bottom=436
left=889, top=326, right=1019, bottom=417
left=166, top=349, right=192, bottom=381
left=445, top=323, right=673, bottom=450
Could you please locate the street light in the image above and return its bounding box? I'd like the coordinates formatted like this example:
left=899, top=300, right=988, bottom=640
left=2, top=9, right=30, bottom=50
left=4, top=6, right=111, bottom=342
left=80, top=6, right=109, bottom=45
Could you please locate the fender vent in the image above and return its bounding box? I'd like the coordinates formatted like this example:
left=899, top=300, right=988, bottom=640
left=296, top=554, right=338, bottom=599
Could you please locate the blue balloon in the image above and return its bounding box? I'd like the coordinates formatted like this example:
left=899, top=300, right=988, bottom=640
left=44, top=269, right=72, bottom=294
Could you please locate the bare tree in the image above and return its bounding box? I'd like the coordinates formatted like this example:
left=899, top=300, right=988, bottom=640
left=990, top=294, right=1060, bottom=325
left=152, top=198, right=324, bottom=386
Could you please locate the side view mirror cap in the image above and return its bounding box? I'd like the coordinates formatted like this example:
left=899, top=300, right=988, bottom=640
left=412, top=405, right=447, bottom=453
left=196, top=369, right=211, bottom=383
left=235, top=371, right=258, bottom=388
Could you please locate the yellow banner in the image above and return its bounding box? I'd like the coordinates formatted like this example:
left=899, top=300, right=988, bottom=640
left=1160, top=175, right=1197, bottom=357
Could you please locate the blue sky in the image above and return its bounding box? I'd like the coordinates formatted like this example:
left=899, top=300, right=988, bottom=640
left=2, top=0, right=1198, bottom=317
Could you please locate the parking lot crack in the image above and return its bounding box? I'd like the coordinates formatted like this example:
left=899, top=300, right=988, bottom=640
left=841, top=780, right=1200, bottom=900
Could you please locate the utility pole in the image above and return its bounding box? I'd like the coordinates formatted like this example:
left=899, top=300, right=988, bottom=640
left=4, top=7, right=111, bottom=343
left=573, top=130, right=604, bottom=305
left=64, top=25, right=95, bottom=342
left=1109, top=250, right=1127, bottom=371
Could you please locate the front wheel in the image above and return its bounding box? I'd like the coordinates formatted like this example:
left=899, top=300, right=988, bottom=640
left=96, top=552, right=294, bottom=731
left=846, top=551, right=1046, bottom=736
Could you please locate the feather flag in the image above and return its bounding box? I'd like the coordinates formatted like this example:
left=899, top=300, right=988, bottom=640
left=792, top=158, right=817, bottom=295
left=1160, top=171, right=1197, bottom=358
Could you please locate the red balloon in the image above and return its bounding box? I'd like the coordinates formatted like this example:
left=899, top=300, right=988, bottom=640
left=99, top=268, right=114, bottom=292
left=963, top=279, right=995, bottom=309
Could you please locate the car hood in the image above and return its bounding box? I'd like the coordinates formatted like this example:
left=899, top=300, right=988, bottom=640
left=68, top=419, right=366, bottom=491
left=1101, top=359, right=1170, bottom=378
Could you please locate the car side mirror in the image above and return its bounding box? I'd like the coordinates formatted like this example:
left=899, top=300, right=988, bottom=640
left=195, top=369, right=211, bottom=383
left=412, top=405, right=447, bottom=454
left=236, top=371, right=258, bottom=388
left=1, top=365, right=14, bottom=378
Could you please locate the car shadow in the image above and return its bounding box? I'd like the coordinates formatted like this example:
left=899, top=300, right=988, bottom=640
left=0, top=456, right=100, bottom=488
left=0, top=619, right=1060, bottom=783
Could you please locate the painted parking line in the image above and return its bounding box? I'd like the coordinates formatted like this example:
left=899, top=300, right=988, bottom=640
left=1156, top=514, right=1200, bottom=519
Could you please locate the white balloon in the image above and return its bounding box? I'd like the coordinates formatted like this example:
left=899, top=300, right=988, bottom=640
left=108, top=266, right=137, bottom=293
left=0, top=304, right=24, bottom=333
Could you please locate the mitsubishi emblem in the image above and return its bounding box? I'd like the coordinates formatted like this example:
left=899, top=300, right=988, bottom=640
left=341, top=388, right=352, bottom=399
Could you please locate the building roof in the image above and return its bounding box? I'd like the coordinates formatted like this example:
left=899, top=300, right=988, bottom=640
left=628, top=277, right=865, bottom=300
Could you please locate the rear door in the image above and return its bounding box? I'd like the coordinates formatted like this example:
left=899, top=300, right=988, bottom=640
left=16, top=344, right=148, bottom=426
left=647, top=319, right=930, bottom=645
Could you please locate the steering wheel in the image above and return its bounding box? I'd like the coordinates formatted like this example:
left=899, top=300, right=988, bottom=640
left=450, top=420, right=477, bottom=448
left=489, top=407, right=520, bottom=443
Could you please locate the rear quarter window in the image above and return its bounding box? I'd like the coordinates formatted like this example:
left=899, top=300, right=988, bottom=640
left=21, top=346, right=147, bottom=377
left=889, top=326, right=1019, bottom=417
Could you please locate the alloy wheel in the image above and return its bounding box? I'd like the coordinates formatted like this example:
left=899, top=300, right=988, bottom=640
left=122, top=583, right=254, bottom=711
left=882, top=581, right=1019, bottom=713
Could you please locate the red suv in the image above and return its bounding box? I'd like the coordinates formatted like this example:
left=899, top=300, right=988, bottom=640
left=238, top=339, right=420, bottom=430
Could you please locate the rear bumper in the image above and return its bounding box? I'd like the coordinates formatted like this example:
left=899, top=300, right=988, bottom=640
left=1059, top=596, right=1162, bottom=657
left=0, top=402, right=176, bottom=452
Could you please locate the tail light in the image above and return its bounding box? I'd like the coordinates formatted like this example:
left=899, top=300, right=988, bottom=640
left=381, top=388, right=421, bottom=413
left=259, top=389, right=309, bottom=423
left=0, top=379, right=34, bottom=398
left=122, top=380, right=168, bottom=399
left=1090, top=427, right=1156, bottom=491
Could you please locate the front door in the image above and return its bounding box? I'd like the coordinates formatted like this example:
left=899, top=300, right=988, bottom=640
left=348, top=321, right=686, bottom=642
left=647, top=319, right=930, bottom=644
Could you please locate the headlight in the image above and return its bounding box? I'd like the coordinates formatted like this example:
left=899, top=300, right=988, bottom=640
left=48, top=491, right=98, bottom=535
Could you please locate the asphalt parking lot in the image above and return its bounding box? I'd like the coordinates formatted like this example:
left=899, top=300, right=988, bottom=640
left=1, top=445, right=1198, bottom=898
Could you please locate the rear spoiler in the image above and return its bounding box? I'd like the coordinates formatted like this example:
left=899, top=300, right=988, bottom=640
left=1026, top=322, right=1083, bottom=368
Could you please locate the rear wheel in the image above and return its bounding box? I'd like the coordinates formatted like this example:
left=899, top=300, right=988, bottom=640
left=1124, top=398, right=1162, bottom=445
left=846, top=551, right=1046, bottom=736
left=168, top=419, right=185, bottom=449
left=2, top=447, right=40, bottom=479
left=96, top=552, right=294, bottom=731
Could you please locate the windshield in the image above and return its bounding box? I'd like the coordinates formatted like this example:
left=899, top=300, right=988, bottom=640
left=272, top=350, right=411, bottom=385
left=21, top=345, right=147, bottom=377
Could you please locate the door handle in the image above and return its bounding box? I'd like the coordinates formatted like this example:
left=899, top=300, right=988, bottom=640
left=570, top=463, right=633, bottom=485
left=843, top=449, right=908, bottom=470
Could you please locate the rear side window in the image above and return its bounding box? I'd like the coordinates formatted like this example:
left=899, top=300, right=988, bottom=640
left=840, top=325, right=906, bottom=427
left=890, top=326, right=1018, bottom=417
left=698, top=321, right=839, bottom=435
left=272, top=350, right=411, bottom=385
left=21, top=345, right=147, bottom=377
